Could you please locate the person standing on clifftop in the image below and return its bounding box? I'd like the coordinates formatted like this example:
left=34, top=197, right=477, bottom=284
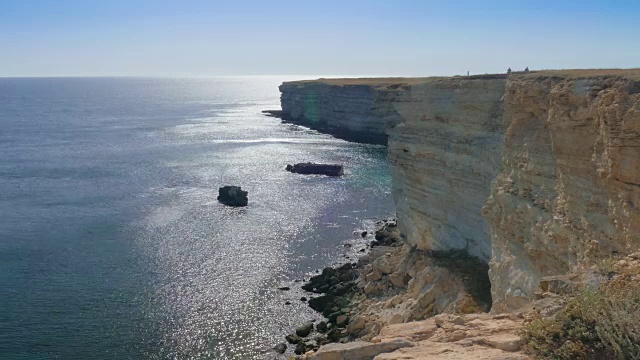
left=507, top=67, right=512, bottom=74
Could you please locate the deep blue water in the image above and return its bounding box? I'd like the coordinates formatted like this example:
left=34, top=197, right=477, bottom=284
left=0, top=77, right=394, bottom=359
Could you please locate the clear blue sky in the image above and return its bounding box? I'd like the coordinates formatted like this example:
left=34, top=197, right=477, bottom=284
left=1, top=0, right=639, bottom=77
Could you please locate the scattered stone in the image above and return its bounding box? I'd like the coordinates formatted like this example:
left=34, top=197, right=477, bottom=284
left=388, top=271, right=411, bottom=287
left=364, top=281, right=376, bottom=294
left=371, top=223, right=402, bottom=247
left=365, top=270, right=383, bottom=282
left=217, top=186, right=248, bottom=207
left=484, top=334, right=522, bottom=352
left=296, top=322, right=314, bottom=337
left=315, top=334, right=331, bottom=346
left=285, top=301, right=291, bottom=305
left=272, top=342, right=287, bottom=354
left=361, top=231, right=367, bottom=237
left=300, top=296, right=308, bottom=302
left=336, top=315, right=349, bottom=328
left=316, top=321, right=328, bottom=333
left=294, top=342, right=307, bottom=355
left=347, top=317, right=366, bottom=332
left=286, top=162, right=344, bottom=177
left=286, top=333, right=303, bottom=344
left=372, top=257, right=393, bottom=275
left=326, top=327, right=342, bottom=342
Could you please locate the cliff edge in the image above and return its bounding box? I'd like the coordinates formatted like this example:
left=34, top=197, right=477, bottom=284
left=279, top=69, right=640, bottom=315
left=277, top=70, right=640, bottom=359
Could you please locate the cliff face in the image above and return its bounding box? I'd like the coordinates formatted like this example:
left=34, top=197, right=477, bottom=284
left=279, top=70, right=640, bottom=312
left=485, top=75, right=640, bottom=311
left=279, top=80, right=407, bottom=144
left=389, top=78, right=506, bottom=262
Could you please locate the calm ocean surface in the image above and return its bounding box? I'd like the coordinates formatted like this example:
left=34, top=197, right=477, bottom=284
left=0, top=77, right=394, bottom=359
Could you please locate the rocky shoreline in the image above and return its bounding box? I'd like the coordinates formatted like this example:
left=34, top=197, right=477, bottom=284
left=273, top=219, right=401, bottom=357
left=271, top=216, right=505, bottom=358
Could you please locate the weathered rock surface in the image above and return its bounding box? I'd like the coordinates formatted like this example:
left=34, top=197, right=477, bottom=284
left=484, top=74, right=640, bottom=311
left=302, top=313, right=528, bottom=360
left=371, top=313, right=529, bottom=360
left=389, top=77, right=507, bottom=262
left=279, top=70, right=640, bottom=313
left=307, top=339, right=413, bottom=360
left=349, top=244, right=491, bottom=341
left=217, top=185, right=248, bottom=207
left=279, top=79, right=408, bottom=144
left=286, top=163, right=344, bottom=176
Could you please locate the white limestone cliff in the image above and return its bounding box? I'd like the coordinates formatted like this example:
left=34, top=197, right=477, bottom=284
left=279, top=79, right=408, bottom=144
left=278, top=70, right=640, bottom=313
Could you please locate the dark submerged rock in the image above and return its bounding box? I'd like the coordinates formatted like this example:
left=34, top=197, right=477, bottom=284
left=285, top=162, right=344, bottom=177
left=217, top=186, right=248, bottom=207
left=278, top=286, right=290, bottom=291
left=272, top=342, right=287, bottom=354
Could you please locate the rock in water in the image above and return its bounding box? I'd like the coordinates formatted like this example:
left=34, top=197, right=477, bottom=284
left=286, top=163, right=344, bottom=177
left=217, top=186, right=248, bottom=207
left=296, top=322, right=314, bottom=337
left=272, top=343, right=287, bottom=354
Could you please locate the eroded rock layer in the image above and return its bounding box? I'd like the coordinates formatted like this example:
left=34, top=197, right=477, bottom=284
left=279, top=70, right=640, bottom=312
left=485, top=74, right=640, bottom=311
left=389, top=78, right=507, bottom=262
left=279, top=80, right=408, bottom=144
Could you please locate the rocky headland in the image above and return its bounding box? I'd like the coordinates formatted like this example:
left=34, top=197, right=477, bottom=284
left=272, top=69, right=640, bottom=359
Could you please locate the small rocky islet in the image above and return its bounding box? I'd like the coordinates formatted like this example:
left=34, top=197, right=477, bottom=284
left=217, top=185, right=248, bottom=207
left=285, top=162, right=344, bottom=177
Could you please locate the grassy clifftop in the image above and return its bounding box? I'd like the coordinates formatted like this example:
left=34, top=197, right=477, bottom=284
left=283, top=68, right=640, bottom=87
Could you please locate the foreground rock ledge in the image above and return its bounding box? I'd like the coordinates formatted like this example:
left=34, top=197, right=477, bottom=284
left=217, top=186, right=248, bottom=207
left=286, top=163, right=344, bottom=177
left=303, top=313, right=529, bottom=360
left=307, top=339, right=413, bottom=360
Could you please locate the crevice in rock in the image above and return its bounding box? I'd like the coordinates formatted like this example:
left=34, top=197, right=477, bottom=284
left=428, top=249, right=493, bottom=312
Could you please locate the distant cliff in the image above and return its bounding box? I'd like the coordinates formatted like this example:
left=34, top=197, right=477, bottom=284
left=279, top=70, right=640, bottom=313
left=279, top=79, right=408, bottom=144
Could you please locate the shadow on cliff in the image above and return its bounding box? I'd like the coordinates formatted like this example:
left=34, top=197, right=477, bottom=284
left=426, top=248, right=493, bottom=312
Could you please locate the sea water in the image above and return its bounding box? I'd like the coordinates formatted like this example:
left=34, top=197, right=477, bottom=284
left=0, top=77, right=394, bottom=359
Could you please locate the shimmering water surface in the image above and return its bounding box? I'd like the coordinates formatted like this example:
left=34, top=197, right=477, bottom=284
left=0, top=77, right=394, bottom=359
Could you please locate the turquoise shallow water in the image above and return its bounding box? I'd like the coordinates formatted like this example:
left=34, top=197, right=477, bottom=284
left=0, top=77, right=394, bottom=359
